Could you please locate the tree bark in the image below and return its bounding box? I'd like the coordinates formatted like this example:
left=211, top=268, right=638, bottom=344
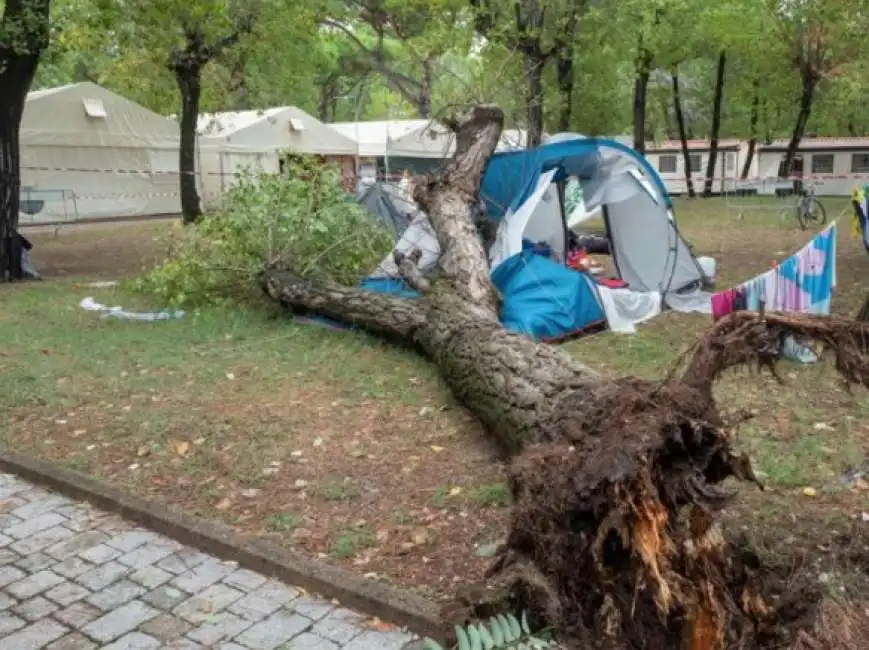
left=169, top=21, right=254, bottom=224
left=703, top=51, right=727, bottom=198
left=263, top=105, right=869, bottom=649
left=172, top=63, right=203, bottom=224
left=782, top=73, right=817, bottom=178
left=0, top=0, right=51, bottom=282
left=740, top=80, right=759, bottom=180
left=522, top=52, right=545, bottom=148
left=632, top=49, right=652, bottom=153
left=672, top=70, right=695, bottom=198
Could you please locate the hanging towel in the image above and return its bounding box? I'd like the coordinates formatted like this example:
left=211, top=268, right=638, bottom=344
left=732, top=287, right=747, bottom=311
left=759, top=225, right=836, bottom=316
left=743, top=275, right=767, bottom=311
left=777, top=224, right=837, bottom=316
left=711, top=289, right=735, bottom=321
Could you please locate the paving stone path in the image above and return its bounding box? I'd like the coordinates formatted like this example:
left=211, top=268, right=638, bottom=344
left=0, top=473, right=422, bottom=649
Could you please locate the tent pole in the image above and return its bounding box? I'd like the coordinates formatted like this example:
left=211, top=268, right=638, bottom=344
left=556, top=179, right=569, bottom=265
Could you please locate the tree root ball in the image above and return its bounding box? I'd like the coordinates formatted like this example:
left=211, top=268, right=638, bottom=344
left=467, top=377, right=869, bottom=650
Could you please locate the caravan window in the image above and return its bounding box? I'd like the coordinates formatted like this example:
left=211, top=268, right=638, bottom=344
left=725, top=152, right=735, bottom=171
left=688, top=154, right=702, bottom=173
left=811, top=154, right=834, bottom=174
left=657, top=155, right=676, bottom=173
left=851, top=153, right=869, bottom=173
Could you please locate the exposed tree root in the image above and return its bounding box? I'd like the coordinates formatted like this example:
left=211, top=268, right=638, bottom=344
left=468, top=312, right=869, bottom=649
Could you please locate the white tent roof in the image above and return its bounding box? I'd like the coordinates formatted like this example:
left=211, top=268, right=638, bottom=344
left=22, top=81, right=179, bottom=149
left=329, top=119, right=430, bottom=157
left=390, top=125, right=537, bottom=158
left=330, top=119, right=539, bottom=159
left=198, top=106, right=358, bottom=156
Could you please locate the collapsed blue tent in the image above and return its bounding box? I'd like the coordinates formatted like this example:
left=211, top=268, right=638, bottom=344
left=358, top=134, right=708, bottom=340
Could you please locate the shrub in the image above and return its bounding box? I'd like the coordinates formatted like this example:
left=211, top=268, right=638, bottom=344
left=133, top=156, right=393, bottom=308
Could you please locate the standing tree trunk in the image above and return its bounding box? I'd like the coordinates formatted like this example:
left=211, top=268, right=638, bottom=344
left=172, top=61, right=203, bottom=224
left=740, top=80, right=760, bottom=180
left=782, top=71, right=818, bottom=177
left=672, top=70, right=695, bottom=198
left=703, top=51, right=727, bottom=197
left=168, top=20, right=254, bottom=225
left=263, top=104, right=869, bottom=649
left=555, top=48, right=574, bottom=133
left=522, top=52, right=545, bottom=147
left=418, top=58, right=433, bottom=119
left=632, top=48, right=652, bottom=153
left=0, top=0, right=51, bottom=281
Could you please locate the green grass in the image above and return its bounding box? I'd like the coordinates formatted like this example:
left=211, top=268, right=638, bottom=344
left=0, top=282, right=439, bottom=416
left=263, top=512, right=301, bottom=533
left=470, top=483, right=511, bottom=508
left=330, top=526, right=376, bottom=559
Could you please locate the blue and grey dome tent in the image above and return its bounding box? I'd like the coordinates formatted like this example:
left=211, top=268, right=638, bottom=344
left=482, top=134, right=707, bottom=295
left=355, top=134, right=710, bottom=341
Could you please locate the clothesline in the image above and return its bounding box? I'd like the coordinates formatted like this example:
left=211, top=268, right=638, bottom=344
left=712, top=222, right=837, bottom=321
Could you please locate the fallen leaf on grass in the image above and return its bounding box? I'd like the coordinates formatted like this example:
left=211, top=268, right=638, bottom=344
left=430, top=445, right=444, bottom=453
left=172, top=440, right=190, bottom=456
left=803, top=487, right=817, bottom=496
left=368, top=618, right=397, bottom=632
left=448, top=487, right=462, bottom=496
left=216, top=498, right=232, bottom=510
left=411, top=527, right=429, bottom=545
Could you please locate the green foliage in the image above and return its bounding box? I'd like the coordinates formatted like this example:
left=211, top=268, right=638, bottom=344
left=132, top=156, right=393, bottom=308
left=423, top=612, right=558, bottom=650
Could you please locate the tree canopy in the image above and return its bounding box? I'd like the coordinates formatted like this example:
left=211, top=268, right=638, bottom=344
left=21, top=0, right=864, bottom=142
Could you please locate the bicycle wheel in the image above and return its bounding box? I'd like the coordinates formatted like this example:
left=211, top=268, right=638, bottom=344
left=805, top=197, right=827, bottom=226
left=795, top=201, right=810, bottom=230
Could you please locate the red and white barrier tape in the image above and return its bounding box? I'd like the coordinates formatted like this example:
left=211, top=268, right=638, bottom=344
left=20, top=163, right=869, bottom=184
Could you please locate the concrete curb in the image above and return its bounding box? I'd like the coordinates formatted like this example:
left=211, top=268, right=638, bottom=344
left=0, top=451, right=447, bottom=642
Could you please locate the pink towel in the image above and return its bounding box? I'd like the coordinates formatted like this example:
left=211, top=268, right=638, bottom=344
left=711, top=289, right=735, bottom=321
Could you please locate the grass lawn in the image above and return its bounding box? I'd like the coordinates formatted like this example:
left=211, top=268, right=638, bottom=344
left=3, top=196, right=869, bottom=602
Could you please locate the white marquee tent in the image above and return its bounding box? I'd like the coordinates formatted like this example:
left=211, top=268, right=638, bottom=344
left=197, top=106, right=359, bottom=201
left=329, top=119, right=536, bottom=160
left=20, top=82, right=182, bottom=224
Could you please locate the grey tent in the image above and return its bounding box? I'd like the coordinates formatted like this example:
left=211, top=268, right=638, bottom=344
left=355, top=181, right=419, bottom=239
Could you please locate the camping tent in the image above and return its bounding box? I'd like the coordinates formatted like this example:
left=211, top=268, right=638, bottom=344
left=482, top=135, right=707, bottom=295
left=355, top=180, right=417, bottom=237
left=20, top=82, right=182, bottom=223
left=358, top=135, right=710, bottom=340
left=198, top=106, right=359, bottom=201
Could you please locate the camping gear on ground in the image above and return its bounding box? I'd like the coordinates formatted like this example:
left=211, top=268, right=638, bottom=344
left=597, top=277, right=628, bottom=289
left=5, top=230, right=40, bottom=280
left=358, top=136, right=713, bottom=340
left=697, top=256, right=716, bottom=286
left=572, top=232, right=610, bottom=255
left=80, top=297, right=185, bottom=321
left=566, top=249, right=604, bottom=275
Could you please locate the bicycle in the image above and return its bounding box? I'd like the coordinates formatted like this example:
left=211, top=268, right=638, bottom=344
left=793, top=184, right=827, bottom=230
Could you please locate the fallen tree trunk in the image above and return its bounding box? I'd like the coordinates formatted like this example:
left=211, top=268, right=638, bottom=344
left=265, top=106, right=869, bottom=649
